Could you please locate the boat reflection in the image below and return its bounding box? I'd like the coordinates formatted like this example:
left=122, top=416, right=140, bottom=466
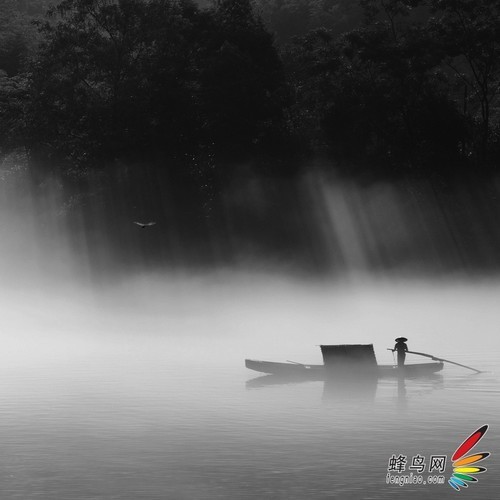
left=322, top=375, right=378, bottom=402
left=397, top=374, right=407, bottom=410
left=246, top=371, right=444, bottom=406
left=246, top=372, right=323, bottom=389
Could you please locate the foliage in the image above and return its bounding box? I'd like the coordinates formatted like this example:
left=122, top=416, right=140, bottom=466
left=283, top=0, right=500, bottom=174
left=0, top=0, right=32, bottom=76
left=22, top=0, right=288, bottom=165
left=27, top=0, right=196, bottom=162
left=253, top=0, right=364, bottom=43
left=0, top=72, right=29, bottom=151
left=429, top=0, right=500, bottom=160
left=1, top=0, right=500, bottom=177
left=0, top=0, right=36, bottom=151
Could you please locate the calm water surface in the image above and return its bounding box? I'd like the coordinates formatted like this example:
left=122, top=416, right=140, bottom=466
left=0, top=277, right=499, bottom=499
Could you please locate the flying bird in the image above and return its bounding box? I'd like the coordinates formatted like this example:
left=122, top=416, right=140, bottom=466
left=133, top=221, right=156, bottom=228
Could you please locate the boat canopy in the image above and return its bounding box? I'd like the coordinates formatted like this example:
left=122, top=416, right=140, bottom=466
left=320, top=344, right=377, bottom=368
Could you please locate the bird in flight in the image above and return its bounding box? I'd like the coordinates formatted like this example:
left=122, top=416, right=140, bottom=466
left=133, top=221, right=156, bottom=228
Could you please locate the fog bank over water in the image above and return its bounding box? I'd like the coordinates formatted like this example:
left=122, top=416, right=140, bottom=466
left=1, top=264, right=499, bottom=499
left=2, top=269, right=500, bottom=367
left=2, top=156, right=500, bottom=363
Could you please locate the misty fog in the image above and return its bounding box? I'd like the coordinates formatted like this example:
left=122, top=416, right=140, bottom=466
left=1, top=155, right=499, bottom=499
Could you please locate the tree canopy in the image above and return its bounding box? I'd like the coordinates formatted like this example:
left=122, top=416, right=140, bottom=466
left=1, top=0, right=500, bottom=178
left=283, top=0, right=500, bottom=175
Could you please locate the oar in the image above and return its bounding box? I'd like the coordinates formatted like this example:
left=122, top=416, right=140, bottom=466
left=407, top=350, right=483, bottom=374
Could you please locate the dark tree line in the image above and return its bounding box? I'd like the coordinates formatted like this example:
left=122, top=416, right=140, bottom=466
left=24, top=0, right=288, bottom=165
left=1, top=0, right=289, bottom=168
left=1, top=0, right=500, bottom=178
left=284, top=0, right=500, bottom=175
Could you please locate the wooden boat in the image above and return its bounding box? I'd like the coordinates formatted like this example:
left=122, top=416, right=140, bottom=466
left=245, top=359, right=323, bottom=376
left=245, top=359, right=444, bottom=378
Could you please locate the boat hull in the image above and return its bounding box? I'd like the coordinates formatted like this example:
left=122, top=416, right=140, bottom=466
left=245, top=359, right=444, bottom=378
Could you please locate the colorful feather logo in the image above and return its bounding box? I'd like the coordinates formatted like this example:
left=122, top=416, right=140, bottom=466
left=448, top=425, right=490, bottom=491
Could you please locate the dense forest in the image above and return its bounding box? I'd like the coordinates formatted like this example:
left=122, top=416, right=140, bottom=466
left=1, top=0, right=500, bottom=177
left=2, top=0, right=500, bottom=274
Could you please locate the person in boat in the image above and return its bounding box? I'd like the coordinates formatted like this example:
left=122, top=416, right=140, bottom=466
left=392, top=337, right=408, bottom=367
